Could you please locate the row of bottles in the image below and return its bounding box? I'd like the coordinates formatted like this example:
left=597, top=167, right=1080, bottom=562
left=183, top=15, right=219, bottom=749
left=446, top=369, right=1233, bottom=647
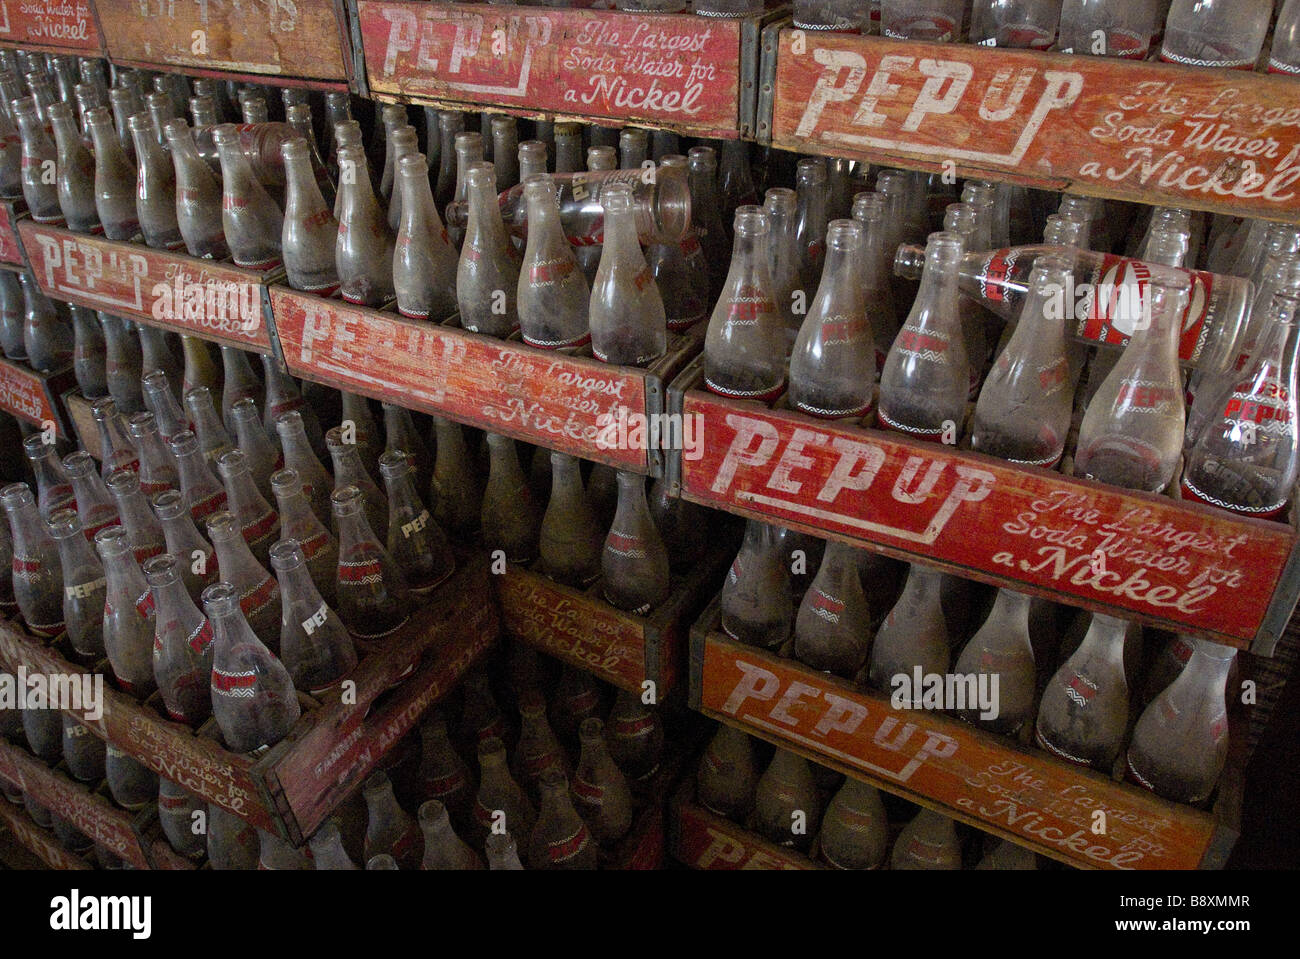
left=719, top=519, right=1237, bottom=805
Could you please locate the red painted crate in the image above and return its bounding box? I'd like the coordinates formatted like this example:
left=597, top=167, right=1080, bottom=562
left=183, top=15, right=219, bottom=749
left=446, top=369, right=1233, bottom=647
left=0, top=0, right=103, bottom=56
left=669, top=775, right=822, bottom=871
left=0, top=357, right=74, bottom=440
left=0, top=199, right=26, bottom=268
left=0, top=798, right=94, bottom=870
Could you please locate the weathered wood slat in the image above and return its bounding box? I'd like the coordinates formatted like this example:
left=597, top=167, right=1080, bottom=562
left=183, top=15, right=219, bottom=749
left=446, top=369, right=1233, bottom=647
left=0, top=200, right=25, bottom=267
left=0, top=800, right=94, bottom=870
left=668, top=776, right=822, bottom=870
left=0, top=0, right=102, bottom=55
left=0, top=357, right=73, bottom=438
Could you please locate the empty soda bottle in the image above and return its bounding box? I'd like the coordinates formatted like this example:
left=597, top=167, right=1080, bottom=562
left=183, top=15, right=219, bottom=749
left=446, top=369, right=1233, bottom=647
left=529, top=768, right=598, bottom=870
left=380, top=403, right=432, bottom=491
left=130, top=113, right=183, bottom=249
left=18, top=273, right=72, bottom=373
left=255, top=828, right=310, bottom=870
left=206, top=510, right=281, bottom=651
left=13, top=97, right=61, bottom=223
left=19, top=682, right=63, bottom=760
left=456, top=161, right=519, bottom=337
left=393, top=152, right=458, bottom=322
left=69, top=305, right=107, bottom=398
left=0, top=104, right=21, bottom=201
left=550, top=665, right=604, bottom=749
left=1035, top=612, right=1130, bottom=771
left=794, top=159, right=829, bottom=290
left=601, top=471, right=670, bottom=615
left=789, top=220, right=875, bottom=419
left=570, top=716, right=634, bottom=846
left=417, top=799, right=482, bottom=870
left=1125, top=638, right=1234, bottom=804
left=270, top=539, right=356, bottom=696
left=384, top=127, right=420, bottom=234
left=217, top=449, right=280, bottom=569
left=219, top=346, right=261, bottom=433
left=62, top=715, right=106, bottom=782
left=971, top=257, right=1073, bottom=467
left=851, top=192, right=901, bottom=372
left=152, top=489, right=216, bottom=604
left=755, top=749, right=820, bottom=852
left=65, top=450, right=121, bottom=539
left=890, top=807, right=962, bottom=869
left=1161, top=0, right=1269, bottom=68
left=589, top=180, right=666, bottom=365
left=696, top=724, right=759, bottom=822
left=130, top=413, right=179, bottom=498
left=704, top=206, right=786, bottom=400
left=206, top=803, right=259, bottom=870
left=334, top=144, right=396, bottom=307
left=278, top=411, right=334, bottom=526
left=99, top=314, right=143, bottom=414
left=0, top=271, right=26, bottom=361
left=721, top=520, right=793, bottom=649
left=473, top=735, right=536, bottom=843
left=325, top=425, right=387, bottom=536
left=478, top=832, right=522, bottom=871
left=203, top=578, right=300, bottom=753
left=84, top=106, right=139, bottom=240
left=228, top=400, right=278, bottom=507
left=516, top=173, right=591, bottom=349
left=606, top=688, right=664, bottom=784
left=23, top=433, right=75, bottom=520
left=49, top=100, right=100, bottom=233
left=513, top=689, right=571, bottom=798
left=953, top=588, right=1036, bottom=735
left=180, top=336, right=219, bottom=397
left=417, top=714, right=476, bottom=826
left=538, top=452, right=603, bottom=588
left=818, top=778, right=888, bottom=870
left=281, top=137, right=339, bottom=295
left=867, top=564, right=949, bottom=697
left=271, top=468, right=338, bottom=606
left=185, top=386, right=234, bottom=467
left=970, top=0, right=1062, bottom=48
left=1060, top=0, right=1160, bottom=58
left=165, top=120, right=228, bottom=259
left=1075, top=272, right=1189, bottom=493
left=1182, top=291, right=1300, bottom=518
left=378, top=450, right=454, bottom=594
left=106, top=743, right=159, bottom=809
left=687, top=147, right=729, bottom=295
left=360, top=770, right=422, bottom=869
left=446, top=131, right=484, bottom=250
left=105, top=467, right=165, bottom=564
left=332, top=484, right=411, bottom=641
left=169, top=428, right=228, bottom=527
left=480, top=433, right=540, bottom=565
left=378, top=106, right=410, bottom=207
left=145, top=552, right=213, bottom=725
left=95, top=525, right=157, bottom=697
left=944, top=199, right=989, bottom=400
left=793, top=540, right=872, bottom=677
left=877, top=232, right=969, bottom=440
left=302, top=820, right=356, bottom=870
left=48, top=508, right=105, bottom=658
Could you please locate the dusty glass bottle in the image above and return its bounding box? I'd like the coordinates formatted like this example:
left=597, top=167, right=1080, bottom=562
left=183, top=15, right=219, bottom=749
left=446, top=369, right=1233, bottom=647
left=206, top=510, right=281, bottom=652
left=144, top=552, right=213, bottom=725
left=91, top=396, right=140, bottom=479
left=99, top=313, right=143, bottom=414
left=379, top=450, right=454, bottom=594
left=381, top=402, right=433, bottom=493
left=480, top=433, right=540, bottom=564
left=217, top=449, right=280, bottom=569
left=793, top=540, right=872, bottom=677
left=204, top=579, right=300, bottom=754
left=517, top=173, right=590, bottom=349
left=537, top=452, right=603, bottom=588
left=180, top=336, right=219, bottom=397
left=22, top=434, right=74, bottom=520
left=106, top=743, right=158, bottom=809
left=529, top=768, right=598, bottom=870
left=65, top=450, right=121, bottom=539
left=383, top=126, right=420, bottom=232
left=139, top=326, right=183, bottom=392
left=219, top=346, right=261, bottom=434
left=270, top=539, right=356, bottom=696
left=589, top=181, right=665, bottom=365
left=155, top=779, right=205, bottom=859
left=185, top=386, right=234, bottom=467
left=849, top=191, right=900, bottom=374
left=455, top=161, right=519, bottom=336
left=0, top=270, right=26, bottom=361
left=890, top=808, right=962, bottom=869
left=278, top=411, right=334, bottom=526
left=953, top=588, right=1037, bottom=735
left=705, top=206, right=786, bottom=399
left=605, top=689, right=663, bottom=784
left=48, top=508, right=105, bottom=658
left=720, top=520, right=793, bottom=649
left=428, top=416, right=480, bottom=538
left=152, top=489, right=216, bottom=604
left=325, top=425, right=387, bottom=535
left=281, top=137, right=339, bottom=295
left=473, top=735, right=535, bottom=843
left=789, top=219, right=875, bottom=418
left=696, top=724, right=759, bottom=821
left=261, top=354, right=317, bottom=451
left=755, top=749, right=821, bottom=852
left=686, top=146, right=729, bottom=295
left=332, top=484, right=411, bottom=641
left=512, top=688, right=571, bottom=797
left=417, top=799, right=482, bottom=870
left=393, top=153, right=457, bottom=322
left=19, top=273, right=72, bottom=373
left=416, top=714, right=476, bottom=825
left=271, top=468, right=338, bottom=607
left=866, top=564, right=950, bottom=697
left=49, top=100, right=100, bottom=233
left=335, top=144, right=395, bottom=306
left=818, top=778, right=888, bottom=870
left=85, top=106, right=139, bottom=240
left=165, top=120, right=228, bottom=259
left=170, top=429, right=228, bottom=525
left=794, top=158, right=829, bottom=289
left=62, top=716, right=106, bottom=782
left=570, top=716, right=634, bottom=845
left=106, top=467, right=165, bottom=564
left=0, top=103, right=21, bottom=202
left=340, top=392, right=384, bottom=481
left=1035, top=612, right=1130, bottom=771
left=13, top=97, right=61, bottom=223
left=601, top=471, right=670, bottom=614
left=96, top=525, right=157, bottom=697
left=229, top=399, right=278, bottom=507
left=130, top=113, right=183, bottom=249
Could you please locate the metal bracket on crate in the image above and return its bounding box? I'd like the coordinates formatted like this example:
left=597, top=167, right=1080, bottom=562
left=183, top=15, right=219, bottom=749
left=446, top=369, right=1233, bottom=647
left=1253, top=537, right=1300, bottom=657
left=661, top=353, right=704, bottom=500
left=754, top=17, right=787, bottom=146
left=345, top=0, right=372, bottom=100
left=259, top=286, right=290, bottom=376
left=645, top=373, right=666, bottom=479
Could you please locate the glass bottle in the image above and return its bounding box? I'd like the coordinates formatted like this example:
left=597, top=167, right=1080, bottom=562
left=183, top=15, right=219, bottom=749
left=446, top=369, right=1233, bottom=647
left=383, top=126, right=419, bottom=232
left=1059, top=0, right=1159, bottom=58
left=99, top=314, right=143, bottom=414
left=474, top=736, right=536, bottom=844
left=485, top=833, right=524, bottom=871
left=945, top=198, right=990, bottom=400
left=230, top=398, right=279, bottom=505
left=325, top=425, right=387, bottom=535
left=208, top=804, right=259, bottom=870
left=204, top=579, right=300, bottom=753
left=537, top=452, right=602, bottom=588
left=793, top=540, right=872, bottom=678
left=106, top=744, right=159, bottom=809
left=696, top=724, right=759, bottom=822
left=645, top=186, right=710, bottom=334
left=606, top=688, right=664, bottom=784
left=480, top=433, right=540, bottom=564
left=971, top=258, right=1074, bottom=467
left=432, top=110, right=464, bottom=210
left=429, top=416, right=480, bottom=538
left=48, top=507, right=105, bottom=658
left=517, top=173, right=590, bottom=349
left=92, top=396, right=140, bottom=478
left=261, top=354, right=318, bottom=452
left=139, top=325, right=183, bottom=391
left=130, top=113, right=183, bottom=249
left=953, top=588, right=1037, bottom=735
left=1161, top=0, right=1269, bottom=69
left=1075, top=273, right=1189, bottom=493
left=819, top=778, right=888, bottom=870
left=686, top=146, right=729, bottom=296
left=23, top=433, right=75, bottom=520
left=529, top=768, right=598, bottom=870
left=455, top=161, right=519, bottom=336
left=416, top=714, right=476, bottom=826
left=718, top=139, right=758, bottom=229
left=144, top=552, right=213, bottom=725
left=62, top=715, right=106, bottom=782
left=377, top=104, right=409, bottom=206
left=308, top=820, right=358, bottom=870
left=164, top=120, right=228, bottom=259
left=271, top=467, right=338, bottom=607
left=96, top=524, right=157, bottom=696
left=877, top=232, right=969, bottom=440
left=1035, top=612, right=1130, bottom=771
left=13, top=97, right=61, bottom=223
left=418, top=799, right=483, bottom=870
left=1181, top=292, right=1300, bottom=519
left=601, top=471, right=670, bottom=615
left=21, top=693, right=62, bottom=761
left=789, top=220, right=874, bottom=418
left=217, top=449, right=280, bottom=569
left=867, top=564, right=949, bottom=696
left=1125, top=639, right=1234, bottom=804
left=754, top=749, right=820, bottom=852
left=105, top=467, right=165, bottom=564
left=0, top=270, right=25, bottom=361
left=340, top=392, right=384, bottom=482
left=153, top=488, right=216, bottom=604
left=1272, top=0, right=1300, bottom=74
left=720, top=519, right=793, bottom=649
left=65, top=450, right=121, bottom=539
left=277, top=411, right=334, bottom=526
left=794, top=158, right=829, bottom=290
left=0, top=103, right=20, bottom=202
left=890, top=808, right=962, bottom=869
left=335, top=145, right=395, bottom=307
left=381, top=402, right=433, bottom=493
left=549, top=665, right=604, bottom=749
left=393, top=152, right=458, bottom=322
left=257, top=828, right=310, bottom=870
left=851, top=192, right=901, bottom=372
left=219, top=346, right=261, bottom=435
left=86, top=106, right=139, bottom=240
left=379, top=450, right=454, bottom=594
left=332, top=484, right=411, bottom=641
left=589, top=181, right=665, bottom=365
left=971, top=0, right=1062, bottom=48
left=269, top=539, right=356, bottom=696
left=170, top=429, right=228, bottom=525
left=206, top=510, right=281, bottom=652
left=281, top=137, right=339, bottom=295
left=185, top=386, right=234, bottom=466
left=512, top=688, right=570, bottom=797
left=19, top=273, right=72, bottom=373
left=180, top=336, right=219, bottom=397
left=49, top=100, right=100, bottom=233
left=569, top=716, right=634, bottom=846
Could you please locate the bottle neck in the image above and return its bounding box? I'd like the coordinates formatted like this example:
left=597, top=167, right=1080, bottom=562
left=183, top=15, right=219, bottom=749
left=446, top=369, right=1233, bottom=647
left=398, top=168, right=439, bottom=236
left=1077, top=617, right=1127, bottom=666
left=725, top=230, right=773, bottom=295
left=283, top=151, right=325, bottom=215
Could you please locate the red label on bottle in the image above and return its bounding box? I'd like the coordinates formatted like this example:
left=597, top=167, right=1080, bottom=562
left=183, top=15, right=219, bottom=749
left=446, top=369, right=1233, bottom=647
left=299, top=531, right=331, bottom=560
left=726, top=296, right=775, bottom=322
left=133, top=543, right=165, bottom=566
left=242, top=509, right=279, bottom=545
left=529, top=258, right=575, bottom=284
left=895, top=327, right=950, bottom=357
left=240, top=575, right=278, bottom=619
left=337, top=558, right=383, bottom=584
left=211, top=667, right=258, bottom=697
left=424, top=771, right=467, bottom=797
left=808, top=587, right=845, bottom=623
left=158, top=793, right=191, bottom=811
left=1064, top=673, right=1098, bottom=707
left=84, top=517, right=121, bottom=540
left=520, top=750, right=562, bottom=779
left=188, top=619, right=214, bottom=655
left=603, top=530, right=647, bottom=559
left=547, top=825, right=592, bottom=865
left=571, top=776, right=604, bottom=804
left=633, top=267, right=654, bottom=292
left=611, top=715, right=656, bottom=738
left=190, top=489, right=228, bottom=522
left=139, top=480, right=172, bottom=497
left=134, top=589, right=155, bottom=619
left=12, top=557, right=43, bottom=576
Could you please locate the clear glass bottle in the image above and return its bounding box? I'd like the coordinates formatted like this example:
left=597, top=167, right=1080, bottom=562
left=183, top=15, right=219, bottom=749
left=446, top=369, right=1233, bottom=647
left=62, top=715, right=106, bottom=782
left=340, top=392, right=384, bottom=482
left=953, top=588, right=1037, bottom=735
left=455, top=161, right=519, bottom=337
left=393, top=152, right=458, bottom=322
left=49, top=100, right=100, bottom=233
left=204, top=579, right=300, bottom=753
left=381, top=402, right=433, bottom=493
left=537, top=452, right=603, bottom=588
left=130, top=113, right=184, bottom=250
left=794, top=158, right=829, bottom=290
left=332, top=484, right=411, bottom=641
left=571, top=716, right=634, bottom=845
left=271, top=467, right=338, bottom=607
left=480, top=433, right=540, bottom=564
left=512, top=688, right=571, bottom=799
left=165, top=120, right=228, bottom=259
left=206, top=509, right=281, bottom=652
left=307, top=820, right=358, bottom=870
left=890, top=808, right=962, bottom=869
left=418, top=799, right=483, bottom=870
left=152, top=488, right=216, bottom=604
left=281, top=137, right=339, bottom=295
left=0, top=270, right=26, bottom=361
left=139, top=326, right=183, bottom=392
left=13, top=97, right=61, bottom=223
left=105, top=467, right=165, bottom=564
left=19, top=272, right=72, bottom=373
left=208, top=804, right=259, bottom=870
left=325, top=425, right=387, bottom=535
left=95, top=524, right=157, bottom=697
left=144, top=552, right=213, bottom=725
left=379, top=450, right=454, bottom=594
left=335, top=144, right=396, bottom=307
left=720, top=519, right=792, bottom=649
left=696, top=724, right=759, bottom=821
left=1161, top=0, right=1270, bottom=69
left=22, top=434, right=75, bottom=520
left=1035, top=612, right=1131, bottom=771
left=106, top=743, right=159, bottom=809
left=92, top=396, right=140, bottom=478
left=277, top=411, right=334, bottom=526
left=64, top=449, right=121, bottom=539
left=529, top=768, right=598, bottom=870
left=48, top=507, right=105, bottom=658
left=793, top=540, right=872, bottom=677
left=261, top=354, right=318, bottom=452
left=185, top=386, right=234, bottom=467
left=589, top=181, right=665, bottom=365
left=269, top=539, right=356, bottom=696
left=230, top=398, right=278, bottom=507
left=971, top=0, right=1062, bottom=48
left=851, top=192, right=902, bottom=372
left=99, top=313, right=143, bottom=414
left=686, top=146, right=729, bottom=297
left=180, top=336, right=220, bottom=397
left=86, top=106, right=139, bottom=240
left=601, top=471, right=670, bottom=615
left=819, top=778, right=888, bottom=870
left=383, top=126, right=420, bottom=233
left=217, top=449, right=280, bottom=569
left=1271, top=0, right=1300, bottom=74
left=705, top=206, right=787, bottom=399
left=219, top=346, right=261, bottom=434
left=754, top=749, right=820, bottom=852
left=416, top=714, right=476, bottom=826
left=170, top=429, right=229, bottom=525
left=429, top=416, right=481, bottom=538
left=517, top=173, right=590, bottom=349
left=474, top=736, right=536, bottom=844
left=867, top=564, right=949, bottom=696
left=492, top=117, right=520, bottom=191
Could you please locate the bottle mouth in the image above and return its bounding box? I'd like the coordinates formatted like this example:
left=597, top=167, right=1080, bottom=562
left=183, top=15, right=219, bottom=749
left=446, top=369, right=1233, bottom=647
left=62, top=450, right=96, bottom=478
left=151, top=488, right=185, bottom=518
left=268, top=539, right=303, bottom=571
left=200, top=580, right=239, bottom=616
left=143, top=553, right=178, bottom=583
left=417, top=800, right=447, bottom=827
left=0, top=483, right=34, bottom=509
left=92, top=524, right=129, bottom=551
left=648, top=165, right=691, bottom=242
left=46, top=507, right=81, bottom=538
left=168, top=429, right=199, bottom=455
left=330, top=484, right=364, bottom=514
left=377, top=450, right=410, bottom=478
left=105, top=468, right=139, bottom=494
left=269, top=467, right=299, bottom=493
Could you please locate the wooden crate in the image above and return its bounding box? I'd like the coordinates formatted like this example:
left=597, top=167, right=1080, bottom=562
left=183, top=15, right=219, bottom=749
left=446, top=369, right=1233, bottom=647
left=0, top=357, right=75, bottom=440
left=762, top=22, right=1300, bottom=222
left=688, top=596, right=1242, bottom=871
left=0, top=799, right=94, bottom=870
left=668, top=774, right=822, bottom=870
left=354, top=1, right=755, bottom=137
left=668, top=358, right=1299, bottom=654
left=0, top=557, right=500, bottom=844
left=18, top=221, right=278, bottom=354
left=0, top=198, right=26, bottom=269
left=495, top=541, right=731, bottom=701
left=0, top=0, right=103, bottom=57
left=270, top=286, right=703, bottom=475
left=94, top=0, right=352, bottom=88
